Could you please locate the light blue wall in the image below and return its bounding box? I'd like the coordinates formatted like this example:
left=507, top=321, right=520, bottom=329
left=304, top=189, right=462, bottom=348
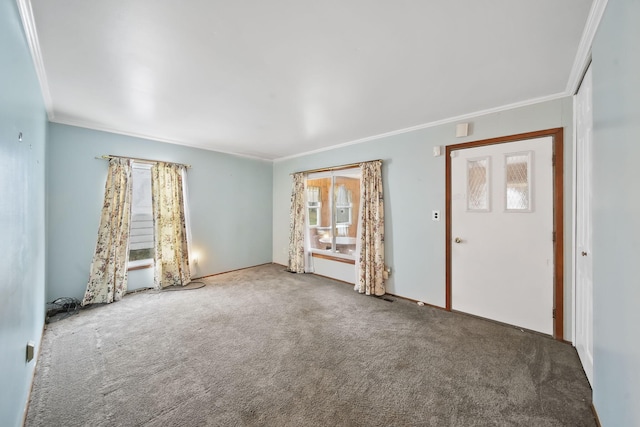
left=591, top=0, right=640, bottom=425
left=0, top=0, right=47, bottom=425
left=273, top=97, right=575, bottom=337
left=47, top=123, right=273, bottom=301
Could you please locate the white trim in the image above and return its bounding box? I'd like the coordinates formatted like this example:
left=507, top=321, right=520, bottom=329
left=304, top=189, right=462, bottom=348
left=51, top=117, right=271, bottom=162
left=309, top=249, right=356, bottom=262
left=16, top=0, right=54, bottom=120
left=274, top=92, right=567, bottom=162
left=565, top=0, right=609, bottom=95
left=571, top=94, right=578, bottom=345
left=18, top=0, right=606, bottom=164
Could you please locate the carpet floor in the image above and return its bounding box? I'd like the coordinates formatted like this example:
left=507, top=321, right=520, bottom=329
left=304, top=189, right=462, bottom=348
left=26, top=264, right=595, bottom=426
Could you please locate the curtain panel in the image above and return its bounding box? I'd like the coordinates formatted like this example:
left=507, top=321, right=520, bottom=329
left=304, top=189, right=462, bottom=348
left=288, top=172, right=306, bottom=273
left=152, top=162, right=191, bottom=288
left=82, top=158, right=133, bottom=305
left=355, top=160, right=385, bottom=296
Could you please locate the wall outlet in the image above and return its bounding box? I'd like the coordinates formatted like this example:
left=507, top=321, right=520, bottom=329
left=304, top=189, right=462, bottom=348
left=26, top=341, right=35, bottom=362
left=383, top=266, right=392, bottom=280
left=432, top=210, right=440, bottom=221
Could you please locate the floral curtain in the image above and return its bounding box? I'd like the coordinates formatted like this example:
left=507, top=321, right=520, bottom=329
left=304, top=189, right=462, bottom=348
left=288, top=172, right=306, bottom=273
left=355, top=160, right=385, bottom=296
left=82, top=158, right=133, bottom=305
left=152, top=162, right=191, bottom=288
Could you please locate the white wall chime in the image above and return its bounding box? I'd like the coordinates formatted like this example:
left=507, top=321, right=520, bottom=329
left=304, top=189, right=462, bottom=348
left=455, top=123, right=469, bottom=138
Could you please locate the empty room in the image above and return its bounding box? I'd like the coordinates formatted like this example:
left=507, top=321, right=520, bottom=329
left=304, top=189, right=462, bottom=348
left=1, top=0, right=638, bottom=425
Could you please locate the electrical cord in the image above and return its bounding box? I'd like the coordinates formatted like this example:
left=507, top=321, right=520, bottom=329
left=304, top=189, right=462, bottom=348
left=46, top=297, right=81, bottom=323
left=161, top=281, right=207, bottom=291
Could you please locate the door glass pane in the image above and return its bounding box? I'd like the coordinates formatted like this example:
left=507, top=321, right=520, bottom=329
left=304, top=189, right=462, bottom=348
left=506, top=152, right=531, bottom=211
left=467, top=157, right=490, bottom=211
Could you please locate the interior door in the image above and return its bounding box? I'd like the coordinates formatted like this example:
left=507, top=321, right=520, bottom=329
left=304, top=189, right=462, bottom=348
left=451, top=137, right=554, bottom=335
left=575, top=65, right=594, bottom=386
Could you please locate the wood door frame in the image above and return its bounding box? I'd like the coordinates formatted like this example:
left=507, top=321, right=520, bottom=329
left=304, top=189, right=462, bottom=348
left=445, top=128, right=564, bottom=340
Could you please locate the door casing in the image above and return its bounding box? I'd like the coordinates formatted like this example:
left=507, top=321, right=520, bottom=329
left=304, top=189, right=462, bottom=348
left=445, top=128, right=564, bottom=340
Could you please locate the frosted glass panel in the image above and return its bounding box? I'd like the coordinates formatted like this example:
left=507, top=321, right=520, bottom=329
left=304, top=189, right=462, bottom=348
left=506, top=153, right=531, bottom=211
left=467, top=157, right=490, bottom=211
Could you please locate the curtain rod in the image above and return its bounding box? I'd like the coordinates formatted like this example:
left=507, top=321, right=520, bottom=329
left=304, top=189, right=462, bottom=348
left=290, top=159, right=382, bottom=176
left=95, top=154, right=192, bottom=169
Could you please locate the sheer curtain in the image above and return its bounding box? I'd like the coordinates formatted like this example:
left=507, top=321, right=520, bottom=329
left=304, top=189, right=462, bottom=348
left=288, top=172, right=306, bottom=273
left=355, top=160, right=385, bottom=296
left=82, top=158, right=133, bottom=305
left=152, top=162, right=191, bottom=288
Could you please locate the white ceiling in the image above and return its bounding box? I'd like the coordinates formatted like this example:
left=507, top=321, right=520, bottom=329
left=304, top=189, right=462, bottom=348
left=22, top=0, right=594, bottom=160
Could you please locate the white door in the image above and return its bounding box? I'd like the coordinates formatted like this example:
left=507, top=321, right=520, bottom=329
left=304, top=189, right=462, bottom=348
left=451, top=138, right=555, bottom=335
left=575, top=65, right=594, bottom=386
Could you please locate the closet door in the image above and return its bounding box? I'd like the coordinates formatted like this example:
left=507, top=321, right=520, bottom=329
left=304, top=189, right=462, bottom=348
left=575, top=65, right=594, bottom=386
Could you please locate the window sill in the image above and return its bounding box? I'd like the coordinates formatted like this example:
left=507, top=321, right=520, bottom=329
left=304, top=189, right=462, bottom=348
left=311, top=252, right=356, bottom=265
left=128, top=259, right=154, bottom=271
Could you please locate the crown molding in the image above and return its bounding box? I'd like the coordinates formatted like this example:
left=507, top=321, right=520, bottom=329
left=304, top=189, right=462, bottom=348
left=274, top=92, right=567, bottom=162
left=19, top=0, right=605, bottom=163
left=17, top=0, right=55, bottom=120
left=565, top=0, right=609, bottom=95
left=50, top=117, right=272, bottom=162
left=276, top=0, right=610, bottom=165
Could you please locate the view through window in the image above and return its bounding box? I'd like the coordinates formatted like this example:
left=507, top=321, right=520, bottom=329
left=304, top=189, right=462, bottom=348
left=306, top=168, right=360, bottom=258
left=129, top=163, right=154, bottom=262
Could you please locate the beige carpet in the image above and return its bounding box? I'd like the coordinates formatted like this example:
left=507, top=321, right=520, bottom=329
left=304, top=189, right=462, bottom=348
left=26, top=264, right=595, bottom=426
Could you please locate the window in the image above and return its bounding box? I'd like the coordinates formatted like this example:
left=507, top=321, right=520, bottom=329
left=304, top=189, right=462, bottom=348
left=335, top=184, right=352, bottom=226
left=307, top=186, right=321, bottom=227
left=129, top=163, right=154, bottom=263
left=307, top=168, right=360, bottom=258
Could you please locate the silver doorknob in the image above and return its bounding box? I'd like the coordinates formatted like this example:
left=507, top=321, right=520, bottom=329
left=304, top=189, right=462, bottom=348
left=581, top=251, right=588, bottom=256
left=455, top=237, right=462, bottom=243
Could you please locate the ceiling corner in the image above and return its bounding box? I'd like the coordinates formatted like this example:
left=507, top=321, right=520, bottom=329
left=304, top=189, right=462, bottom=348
left=565, top=0, right=609, bottom=95
left=16, top=0, right=55, bottom=120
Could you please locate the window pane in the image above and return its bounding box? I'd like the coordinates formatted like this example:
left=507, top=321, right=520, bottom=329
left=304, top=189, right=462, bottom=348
left=130, top=165, right=154, bottom=261
left=307, top=178, right=332, bottom=251
left=334, top=174, right=359, bottom=256
left=336, top=206, right=351, bottom=224
left=308, top=207, right=318, bottom=226
left=506, top=153, right=531, bottom=211
left=306, top=185, right=321, bottom=227
left=307, top=186, right=320, bottom=203
left=467, top=157, right=490, bottom=211
left=306, top=170, right=360, bottom=258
